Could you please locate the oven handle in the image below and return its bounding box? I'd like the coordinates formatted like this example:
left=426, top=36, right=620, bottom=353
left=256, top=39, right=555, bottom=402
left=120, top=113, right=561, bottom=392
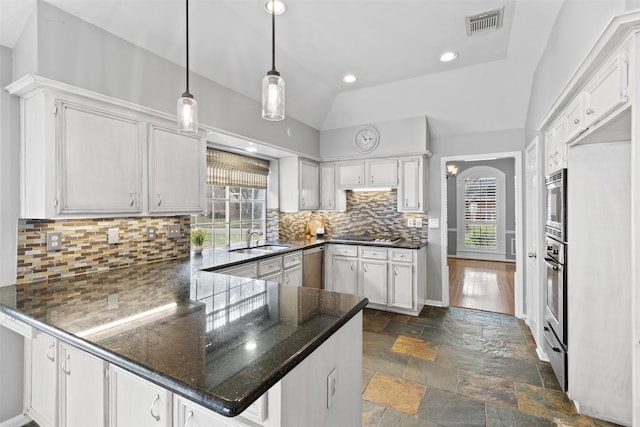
left=544, top=326, right=562, bottom=353
left=544, top=257, right=562, bottom=271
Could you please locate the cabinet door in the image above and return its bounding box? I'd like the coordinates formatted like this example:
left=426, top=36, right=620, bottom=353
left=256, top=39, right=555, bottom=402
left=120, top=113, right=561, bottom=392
left=320, top=163, right=336, bottom=210
left=109, top=366, right=171, bottom=427
left=299, top=160, right=319, bottom=210
left=390, top=263, right=414, bottom=310
left=397, top=157, right=423, bottom=212
left=26, top=331, right=58, bottom=427
left=336, top=162, right=364, bottom=188
left=59, top=343, right=106, bottom=427
left=361, top=260, right=387, bottom=305
left=367, top=159, right=397, bottom=187
left=174, top=396, right=246, bottom=427
left=564, top=94, right=586, bottom=143
left=332, top=257, right=359, bottom=295
left=584, top=51, right=629, bottom=128
left=283, top=266, right=303, bottom=287
left=58, top=102, right=142, bottom=214
left=148, top=123, right=205, bottom=214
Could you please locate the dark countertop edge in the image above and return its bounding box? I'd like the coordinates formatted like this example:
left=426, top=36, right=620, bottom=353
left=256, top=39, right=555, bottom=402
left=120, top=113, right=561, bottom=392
left=0, top=295, right=369, bottom=418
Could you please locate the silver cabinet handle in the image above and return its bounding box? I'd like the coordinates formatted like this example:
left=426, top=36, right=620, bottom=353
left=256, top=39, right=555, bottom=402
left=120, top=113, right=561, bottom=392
left=156, top=193, right=162, bottom=207
left=573, top=118, right=580, bottom=125
left=371, top=175, right=374, bottom=184
left=358, top=176, right=361, bottom=184
left=301, top=198, right=305, bottom=207
left=405, top=198, right=409, bottom=207
left=350, top=262, right=354, bottom=271
left=586, top=108, right=593, bottom=115
left=364, top=263, right=368, bottom=273
left=184, top=410, right=194, bottom=427
left=61, top=354, right=71, bottom=375
left=46, top=342, right=55, bottom=362
left=286, top=274, right=290, bottom=284
left=150, top=394, right=160, bottom=421
left=394, top=267, right=398, bottom=276
left=130, top=190, right=135, bottom=207
left=528, top=252, right=536, bottom=259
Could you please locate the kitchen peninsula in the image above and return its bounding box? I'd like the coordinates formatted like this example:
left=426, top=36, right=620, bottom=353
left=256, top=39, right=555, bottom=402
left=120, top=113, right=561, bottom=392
left=0, top=254, right=367, bottom=427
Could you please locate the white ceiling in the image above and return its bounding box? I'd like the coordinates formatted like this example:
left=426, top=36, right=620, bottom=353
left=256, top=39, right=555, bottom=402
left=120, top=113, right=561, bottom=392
left=0, top=0, right=563, bottom=135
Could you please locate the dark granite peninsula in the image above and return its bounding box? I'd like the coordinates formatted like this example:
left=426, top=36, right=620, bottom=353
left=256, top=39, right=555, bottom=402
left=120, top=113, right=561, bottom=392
left=0, top=257, right=367, bottom=426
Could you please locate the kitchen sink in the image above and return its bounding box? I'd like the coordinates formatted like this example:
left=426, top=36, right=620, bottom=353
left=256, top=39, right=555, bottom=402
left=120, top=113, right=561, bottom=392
left=228, top=244, right=290, bottom=255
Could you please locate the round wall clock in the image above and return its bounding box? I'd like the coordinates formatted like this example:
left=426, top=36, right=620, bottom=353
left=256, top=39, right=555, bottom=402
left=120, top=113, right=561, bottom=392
left=353, top=125, right=380, bottom=153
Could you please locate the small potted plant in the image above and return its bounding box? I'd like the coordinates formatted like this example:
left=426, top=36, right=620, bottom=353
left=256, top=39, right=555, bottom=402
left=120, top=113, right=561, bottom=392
left=190, top=228, right=206, bottom=254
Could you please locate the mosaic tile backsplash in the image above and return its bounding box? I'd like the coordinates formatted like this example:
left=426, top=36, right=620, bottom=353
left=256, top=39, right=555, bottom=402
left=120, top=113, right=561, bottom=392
left=17, top=216, right=190, bottom=284
left=278, top=190, right=428, bottom=242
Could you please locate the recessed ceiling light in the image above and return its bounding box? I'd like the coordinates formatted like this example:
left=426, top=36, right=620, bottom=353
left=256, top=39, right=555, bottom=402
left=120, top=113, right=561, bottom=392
left=342, top=74, right=357, bottom=84
left=440, top=51, right=459, bottom=63
left=246, top=147, right=258, bottom=152
left=264, top=0, right=286, bottom=15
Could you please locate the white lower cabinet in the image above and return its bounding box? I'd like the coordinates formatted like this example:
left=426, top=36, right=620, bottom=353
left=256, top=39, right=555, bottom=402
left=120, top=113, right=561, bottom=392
left=109, top=365, right=171, bottom=427
left=26, top=330, right=58, bottom=427
left=327, top=244, right=425, bottom=315
left=173, top=393, right=271, bottom=427
left=59, top=342, right=106, bottom=427
left=283, top=266, right=303, bottom=286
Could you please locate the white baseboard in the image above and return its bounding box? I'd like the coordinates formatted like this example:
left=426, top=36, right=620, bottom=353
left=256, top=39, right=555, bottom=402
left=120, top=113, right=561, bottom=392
left=0, top=414, right=31, bottom=427
left=447, top=254, right=516, bottom=263
left=424, top=299, right=446, bottom=307
left=536, top=346, right=549, bottom=362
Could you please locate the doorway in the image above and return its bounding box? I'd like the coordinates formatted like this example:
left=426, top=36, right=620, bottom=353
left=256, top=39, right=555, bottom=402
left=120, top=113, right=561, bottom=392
left=440, top=152, right=524, bottom=317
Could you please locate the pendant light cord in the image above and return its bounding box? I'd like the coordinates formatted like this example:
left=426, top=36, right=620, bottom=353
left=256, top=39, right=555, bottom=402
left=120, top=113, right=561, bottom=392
left=184, top=0, right=190, bottom=95
left=271, top=0, right=276, bottom=72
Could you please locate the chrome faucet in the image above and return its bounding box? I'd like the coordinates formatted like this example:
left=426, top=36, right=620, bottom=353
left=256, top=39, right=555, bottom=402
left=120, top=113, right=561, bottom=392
left=247, top=229, right=263, bottom=248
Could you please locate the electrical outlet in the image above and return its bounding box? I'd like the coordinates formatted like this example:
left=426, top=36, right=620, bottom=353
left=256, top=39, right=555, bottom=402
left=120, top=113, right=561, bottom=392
left=146, top=226, right=157, bottom=241
left=415, top=218, right=423, bottom=228
left=46, top=232, right=62, bottom=251
left=428, top=218, right=440, bottom=229
left=108, top=228, right=119, bottom=244
left=327, top=368, right=337, bottom=408
left=167, top=225, right=181, bottom=239
left=407, top=219, right=414, bottom=227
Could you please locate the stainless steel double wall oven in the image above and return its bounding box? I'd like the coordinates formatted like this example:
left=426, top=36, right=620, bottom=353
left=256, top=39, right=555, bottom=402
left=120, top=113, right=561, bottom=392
left=544, top=168, right=568, bottom=391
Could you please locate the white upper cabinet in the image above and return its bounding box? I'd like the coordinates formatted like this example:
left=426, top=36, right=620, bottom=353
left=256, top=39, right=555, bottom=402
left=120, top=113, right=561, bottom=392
left=148, top=123, right=206, bottom=214
left=366, top=159, right=398, bottom=187
left=583, top=50, right=629, bottom=128
left=397, top=156, right=426, bottom=213
left=336, top=161, right=365, bottom=188
left=7, top=75, right=206, bottom=219
left=319, top=162, right=346, bottom=211
left=279, top=157, right=319, bottom=212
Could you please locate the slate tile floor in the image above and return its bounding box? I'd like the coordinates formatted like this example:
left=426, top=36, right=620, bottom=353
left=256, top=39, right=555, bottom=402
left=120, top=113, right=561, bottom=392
left=361, top=307, right=621, bottom=427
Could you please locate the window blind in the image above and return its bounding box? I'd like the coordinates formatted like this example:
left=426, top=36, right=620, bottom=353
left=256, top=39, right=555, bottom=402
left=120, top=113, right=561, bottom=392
left=463, top=177, right=497, bottom=249
left=207, top=149, right=270, bottom=189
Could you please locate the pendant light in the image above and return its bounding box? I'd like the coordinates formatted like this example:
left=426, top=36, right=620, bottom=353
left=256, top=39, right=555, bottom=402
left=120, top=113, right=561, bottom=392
left=177, top=0, right=198, bottom=133
left=261, top=0, right=285, bottom=121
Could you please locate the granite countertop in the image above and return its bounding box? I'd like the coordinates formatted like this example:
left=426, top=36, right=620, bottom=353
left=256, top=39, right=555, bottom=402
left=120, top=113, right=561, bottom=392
left=0, top=257, right=368, bottom=417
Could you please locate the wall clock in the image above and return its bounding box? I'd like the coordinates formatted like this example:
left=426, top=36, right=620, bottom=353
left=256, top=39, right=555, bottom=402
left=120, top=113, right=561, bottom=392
left=353, top=125, right=380, bottom=153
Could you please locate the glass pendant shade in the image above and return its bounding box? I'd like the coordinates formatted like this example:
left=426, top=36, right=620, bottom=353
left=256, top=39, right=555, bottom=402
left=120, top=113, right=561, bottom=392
left=262, top=72, right=285, bottom=121
left=177, top=93, right=198, bottom=133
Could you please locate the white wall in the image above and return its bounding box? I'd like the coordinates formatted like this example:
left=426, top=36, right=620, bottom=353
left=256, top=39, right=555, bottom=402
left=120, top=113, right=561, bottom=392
left=320, top=116, right=429, bottom=160
left=427, top=128, right=525, bottom=302
left=524, top=0, right=627, bottom=141
left=15, top=1, right=320, bottom=158
left=0, top=45, right=19, bottom=287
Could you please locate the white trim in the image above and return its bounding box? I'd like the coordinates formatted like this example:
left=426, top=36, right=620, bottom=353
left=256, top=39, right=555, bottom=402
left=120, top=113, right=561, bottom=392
left=448, top=254, right=515, bottom=263
left=0, top=414, right=32, bottom=427
left=424, top=299, right=446, bottom=308
left=441, top=151, right=524, bottom=318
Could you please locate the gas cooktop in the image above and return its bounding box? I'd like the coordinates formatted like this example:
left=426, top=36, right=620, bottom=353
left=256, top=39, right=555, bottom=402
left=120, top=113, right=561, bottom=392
left=330, top=235, right=403, bottom=245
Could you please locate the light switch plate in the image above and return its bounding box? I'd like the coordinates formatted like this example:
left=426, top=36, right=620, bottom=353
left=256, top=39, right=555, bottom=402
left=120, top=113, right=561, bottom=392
left=415, top=219, right=423, bottom=228
left=428, top=218, right=440, bottom=229
left=327, top=368, right=337, bottom=408
left=167, top=225, right=181, bottom=239
left=46, top=232, right=62, bottom=251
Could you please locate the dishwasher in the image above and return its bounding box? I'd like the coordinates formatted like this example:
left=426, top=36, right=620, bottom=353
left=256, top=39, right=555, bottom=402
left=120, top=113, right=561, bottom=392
left=302, top=246, right=324, bottom=289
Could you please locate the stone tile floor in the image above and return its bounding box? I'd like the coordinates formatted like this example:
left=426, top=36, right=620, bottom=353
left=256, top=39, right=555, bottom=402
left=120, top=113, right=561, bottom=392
left=361, top=306, right=622, bottom=427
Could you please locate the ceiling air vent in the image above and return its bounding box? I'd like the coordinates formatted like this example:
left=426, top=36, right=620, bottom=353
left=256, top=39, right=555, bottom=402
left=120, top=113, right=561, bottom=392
left=466, top=7, right=504, bottom=36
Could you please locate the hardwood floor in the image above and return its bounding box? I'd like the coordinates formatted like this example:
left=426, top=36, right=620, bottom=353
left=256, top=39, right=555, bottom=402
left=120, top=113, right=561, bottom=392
left=448, top=257, right=515, bottom=315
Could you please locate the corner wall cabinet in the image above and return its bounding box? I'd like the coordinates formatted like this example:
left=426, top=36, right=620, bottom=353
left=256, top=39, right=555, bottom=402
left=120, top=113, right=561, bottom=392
left=325, top=244, right=426, bottom=316
left=319, top=162, right=346, bottom=211
left=6, top=75, right=206, bottom=218
left=536, top=18, right=639, bottom=426
left=397, top=156, right=426, bottom=213
left=279, top=158, right=319, bottom=212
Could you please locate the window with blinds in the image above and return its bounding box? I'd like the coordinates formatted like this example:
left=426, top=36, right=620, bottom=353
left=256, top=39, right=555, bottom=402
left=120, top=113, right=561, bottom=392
left=463, top=176, right=498, bottom=249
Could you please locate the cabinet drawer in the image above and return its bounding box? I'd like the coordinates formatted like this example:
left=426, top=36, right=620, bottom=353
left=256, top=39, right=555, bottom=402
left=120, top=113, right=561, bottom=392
left=0, top=312, right=34, bottom=338
left=360, top=248, right=387, bottom=260
left=332, top=245, right=358, bottom=257
left=283, top=251, right=302, bottom=269
left=258, top=257, right=282, bottom=277
left=219, top=263, right=258, bottom=281
left=391, top=249, right=414, bottom=263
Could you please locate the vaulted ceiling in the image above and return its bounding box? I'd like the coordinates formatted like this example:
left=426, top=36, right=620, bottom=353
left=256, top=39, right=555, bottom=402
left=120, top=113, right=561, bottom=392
left=0, top=0, right=563, bottom=137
